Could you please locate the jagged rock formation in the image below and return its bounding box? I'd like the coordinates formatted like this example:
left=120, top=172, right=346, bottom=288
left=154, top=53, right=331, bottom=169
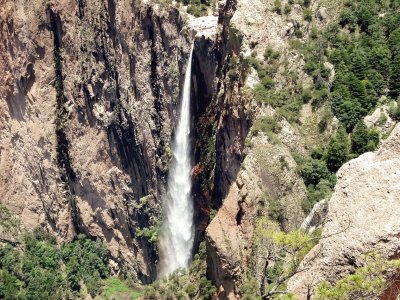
left=2, top=0, right=399, bottom=298
left=0, top=0, right=193, bottom=282
left=0, top=0, right=245, bottom=284
left=203, top=0, right=325, bottom=297
left=288, top=124, right=400, bottom=299
left=206, top=132, right=307, bottom=298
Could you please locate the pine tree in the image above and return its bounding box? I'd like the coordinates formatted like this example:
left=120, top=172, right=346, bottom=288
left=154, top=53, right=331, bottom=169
left=351, top=120, right=369, bottom=155
left=389, top=53, right=400, bottom=99
left=388, top=28, right=400, bottom=57
left=370, top=45, right=391, bottom=75
left=351, top=52, right=367, bottom=79
left=325, top=126, right=350, bottom=172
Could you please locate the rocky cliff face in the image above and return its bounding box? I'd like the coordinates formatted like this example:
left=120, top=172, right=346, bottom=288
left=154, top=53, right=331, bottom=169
left=0, top=0, right=250, bottom=284
left=203, top=0, right=320, bottom=297
left=2, top=0, right=399, bottom=298
left=0, top=0, right=193, bottom=282
left=287, top=124, right=400, bottom=299
left=0, top=0, right=326, bottom=291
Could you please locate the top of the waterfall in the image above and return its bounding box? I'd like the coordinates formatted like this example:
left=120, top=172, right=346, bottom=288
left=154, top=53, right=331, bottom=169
left=187, top=16, right=218, bottom=38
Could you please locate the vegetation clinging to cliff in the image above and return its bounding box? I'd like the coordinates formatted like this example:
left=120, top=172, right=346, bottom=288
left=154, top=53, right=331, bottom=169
left=245, top=217, right=322, bottom=299
left=250, top=0, right=400, bottom=214
left=170, top=0, right=216, bottom=17
left=0, top=228, right=111, bottom=299
left=316, top=253, right=400, bottom=300
left=303, top=0, right=400, bottom=131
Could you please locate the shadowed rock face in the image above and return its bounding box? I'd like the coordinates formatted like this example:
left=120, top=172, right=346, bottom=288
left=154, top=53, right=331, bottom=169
left=0, top=0, right=192, bottom=282
left=288, top=124, right=400, bottom=299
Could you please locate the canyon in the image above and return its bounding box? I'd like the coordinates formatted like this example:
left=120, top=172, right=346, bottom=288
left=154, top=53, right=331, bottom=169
left=1, top=0, right=400, bottom=299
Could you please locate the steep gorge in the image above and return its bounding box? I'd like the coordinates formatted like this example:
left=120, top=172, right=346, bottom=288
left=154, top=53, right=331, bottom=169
left=1, top=0, right=400, bottom=299
left=0, top=0, right=249, bottom=284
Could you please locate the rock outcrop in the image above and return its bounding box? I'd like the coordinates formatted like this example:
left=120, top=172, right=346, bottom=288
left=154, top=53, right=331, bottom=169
left=203, top=0, right=317, bottom=297
left=206, top=133, right=307, bottom=299
left=288, top=124, right=400, bottom=299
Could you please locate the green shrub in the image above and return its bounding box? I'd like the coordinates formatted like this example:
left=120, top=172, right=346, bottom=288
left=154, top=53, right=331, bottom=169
left=303, top=178, right=336, bottom=213
left=199, top=277, right=217, bottom=300
left=264, top=48, right=280, bottom=61
left=284, top=4, right=292, bottom=15
left=389, top=101, right=400, bottom=120
left=325, top=127, right=350, bottom=172
left=268, top=197, right=284, bottom=224
left=0, top=228, right=111, bottom=299
left=312, top=88, right=329, bottom=108
left=261, top=76, right=274, bottom=88
left=301, top=88, right=312, bottom=103
left=185, top=283, right=197, bottom=297
left=0, top=270, right=21, bottom=299
left=316, top=253, right=400, bottom=300
left=273, top=0, right=282, bottom=14
left=240, top=276, right=262, bottom=300
left=62, top=234, right=109, bottom=295
left=351, top=121, right=380, bottom=155
left=298, top=159, right=330, bottom=186
left=187, top=3, right=207, bottom=17
left=0, top=204, right=21, bottom=235
left=136, top=226, right=159, bottom=244
left=250, top=116, right=282, bottom=136
left=276, top=100, right=302, bottom=123
left=304, top=8, right=313, bottom=21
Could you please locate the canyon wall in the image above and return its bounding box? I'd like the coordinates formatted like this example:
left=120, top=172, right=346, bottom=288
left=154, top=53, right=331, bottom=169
left=0, top=0, right=246, bottom=284
left=0, top=0, right=192, bottom=282
left=0, top=0, right=316, bottom=290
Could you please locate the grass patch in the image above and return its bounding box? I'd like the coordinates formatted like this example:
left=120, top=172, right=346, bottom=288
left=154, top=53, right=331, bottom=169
left=103, top=278, right=143, bottom=300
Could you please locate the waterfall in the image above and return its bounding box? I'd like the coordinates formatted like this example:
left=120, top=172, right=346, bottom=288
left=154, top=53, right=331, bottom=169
left=159, top=45, right=194, bottom=277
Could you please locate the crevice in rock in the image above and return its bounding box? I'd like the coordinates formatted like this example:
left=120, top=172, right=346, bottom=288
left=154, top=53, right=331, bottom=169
left=190, top=3, right=251, bottom=257
left=146, top=7, right=164, bottom=141
left=46, top=5, right=85, bottom=236
left=78, top=0, right=86, bottom=19
left=107, top=113, right=150, bottom=199
left=235, top=205, right=244, bottom=225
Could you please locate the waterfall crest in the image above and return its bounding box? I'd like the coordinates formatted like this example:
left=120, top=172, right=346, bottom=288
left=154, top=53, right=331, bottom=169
left=159, top=45, right=194, bottom=277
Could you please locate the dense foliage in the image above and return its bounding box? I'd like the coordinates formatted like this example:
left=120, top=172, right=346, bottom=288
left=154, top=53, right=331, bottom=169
left=294, top=0, right=400, bottom=211
left=325, top=0, right=400, bottom=131
left=296, top=120, right=380, bottom=212
left=0, top=228, right=110, bottom=299
left=298, top=0, right=399, bottom=124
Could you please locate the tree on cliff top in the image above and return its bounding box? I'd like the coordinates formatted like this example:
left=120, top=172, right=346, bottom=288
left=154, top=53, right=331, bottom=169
left=325, top=126, right=350, bottom=172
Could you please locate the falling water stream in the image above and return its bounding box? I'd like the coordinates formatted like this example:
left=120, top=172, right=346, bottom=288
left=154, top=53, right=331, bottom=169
left=159, top=45, right=194, bottom=277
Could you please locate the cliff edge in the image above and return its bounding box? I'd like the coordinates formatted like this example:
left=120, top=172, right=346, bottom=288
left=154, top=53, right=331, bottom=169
left=288, top=124, right=400, bottom=298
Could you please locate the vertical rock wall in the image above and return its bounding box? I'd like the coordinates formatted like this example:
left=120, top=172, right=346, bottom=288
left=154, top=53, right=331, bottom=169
left=0, top=0, right=192, bottom=282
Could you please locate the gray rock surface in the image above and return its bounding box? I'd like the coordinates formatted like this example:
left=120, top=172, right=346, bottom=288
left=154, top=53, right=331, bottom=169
left=288, top=124, right=400, bottom=299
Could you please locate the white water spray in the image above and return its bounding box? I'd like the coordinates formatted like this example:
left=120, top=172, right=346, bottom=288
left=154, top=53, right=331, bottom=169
left=159, top=45, right=194, bottom=277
